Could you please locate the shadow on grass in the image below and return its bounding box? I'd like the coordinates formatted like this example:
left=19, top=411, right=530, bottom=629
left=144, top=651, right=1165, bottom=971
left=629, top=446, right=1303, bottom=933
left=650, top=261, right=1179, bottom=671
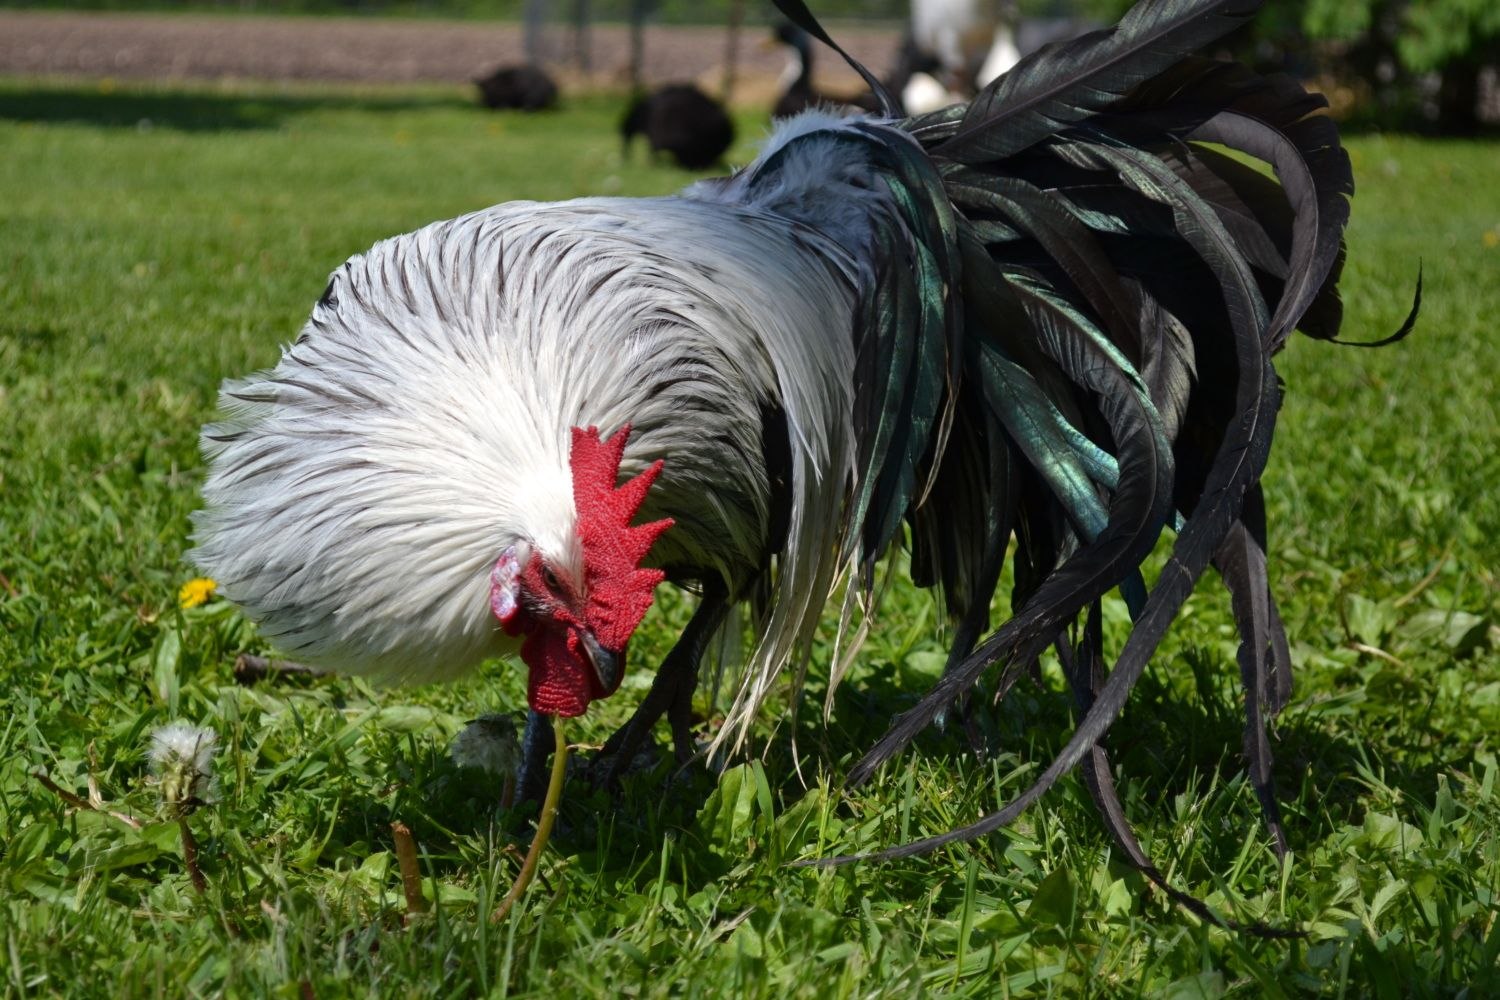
left=0, top=84, right=473, bottom=131
left=314, top=635, right=1474, bottom=910
left=765, top=645, right=1473, bottom=875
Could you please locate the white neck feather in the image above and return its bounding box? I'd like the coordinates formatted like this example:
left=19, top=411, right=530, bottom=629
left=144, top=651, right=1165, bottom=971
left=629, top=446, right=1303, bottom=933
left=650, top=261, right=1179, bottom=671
left=193, top=114, right=892, bottom=749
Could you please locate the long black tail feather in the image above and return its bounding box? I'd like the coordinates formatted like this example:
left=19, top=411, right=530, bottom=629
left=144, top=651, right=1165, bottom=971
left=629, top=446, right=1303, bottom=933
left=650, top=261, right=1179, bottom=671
left=764, top=0, right=1411, bottom=922
left=1214, top=484, right=1291, bottom=857
left=1057, top=608, right=1299, bottom=937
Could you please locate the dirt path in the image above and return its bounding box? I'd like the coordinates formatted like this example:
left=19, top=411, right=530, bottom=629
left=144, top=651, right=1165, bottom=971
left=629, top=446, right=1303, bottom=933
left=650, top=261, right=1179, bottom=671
left=0, top=9, right=900, bottom=96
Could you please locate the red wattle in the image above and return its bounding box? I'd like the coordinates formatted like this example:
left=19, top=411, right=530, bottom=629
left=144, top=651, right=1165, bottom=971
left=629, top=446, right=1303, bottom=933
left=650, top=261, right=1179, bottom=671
left=515, top=425, right=674, bottom=718
left=523, top=628, right=599, bottom=717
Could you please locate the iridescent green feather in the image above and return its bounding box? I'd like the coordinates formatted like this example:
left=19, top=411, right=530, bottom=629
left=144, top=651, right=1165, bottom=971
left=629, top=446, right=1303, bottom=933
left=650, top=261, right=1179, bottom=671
left=765, top=0, right=1400, bottom=924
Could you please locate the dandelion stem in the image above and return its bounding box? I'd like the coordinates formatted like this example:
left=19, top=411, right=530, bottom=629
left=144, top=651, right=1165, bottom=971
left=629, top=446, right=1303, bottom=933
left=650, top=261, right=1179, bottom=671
left=179, top=818, right=208, bottom=894
left=492, top=717, right=567, bottom=922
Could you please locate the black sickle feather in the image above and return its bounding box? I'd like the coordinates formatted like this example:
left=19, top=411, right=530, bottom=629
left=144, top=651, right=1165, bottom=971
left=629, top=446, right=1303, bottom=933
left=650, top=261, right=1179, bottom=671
left=760, top=0, right=1410, bottom=918
left=1163, top=146, right=1296, bottom=278
left=766, top=128, right=961, bottom=589
left=1053, top=609, right=1298, bottom=936
left=768, top=0, right=901, bottom=118
left=1131, top=274, right=1197, bottom=442
left=937, top=0, right=1264, bottom=163
left=854, top=135, right=962, bottom=565
left=1213, top=483, right=1290, bottom=856
left=842, top=134, right=1279, bottom=845
left=910, top=403, right=1015, bottom=661
left=849, top=264, right=1177, bottom=789
left=848, top=131, right=1271, bottom=787
left=1108, top=58, right=1351, bottom=350
left=948, top=169, right=1144, bottom=359
left=1328, top=268, right=1422, bottom=347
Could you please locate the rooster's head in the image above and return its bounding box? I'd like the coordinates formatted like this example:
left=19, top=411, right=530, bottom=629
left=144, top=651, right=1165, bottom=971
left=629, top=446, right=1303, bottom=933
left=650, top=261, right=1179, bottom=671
left=489, top=424, right=673, bottom=717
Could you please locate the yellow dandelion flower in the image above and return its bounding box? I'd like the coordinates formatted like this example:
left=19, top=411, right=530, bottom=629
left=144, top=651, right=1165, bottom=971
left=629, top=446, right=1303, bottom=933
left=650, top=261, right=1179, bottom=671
left=1483, top=229, right=1498, bottom=249
left=179, top=577, right=218, bottom=608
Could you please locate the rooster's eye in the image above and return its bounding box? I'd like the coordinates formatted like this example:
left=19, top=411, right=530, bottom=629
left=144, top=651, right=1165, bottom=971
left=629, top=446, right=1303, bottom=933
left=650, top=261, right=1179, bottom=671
left=541, top=566, right=562, bottom=593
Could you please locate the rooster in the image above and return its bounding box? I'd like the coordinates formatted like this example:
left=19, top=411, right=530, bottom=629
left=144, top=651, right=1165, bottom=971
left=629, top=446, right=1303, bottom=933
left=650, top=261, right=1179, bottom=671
left=192, top=0, right=1413, bottom=901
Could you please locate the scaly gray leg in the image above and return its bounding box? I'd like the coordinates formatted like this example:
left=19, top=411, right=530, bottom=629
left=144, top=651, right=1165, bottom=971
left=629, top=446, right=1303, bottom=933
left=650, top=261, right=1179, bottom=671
left=515, top=709, right=556, bottom=810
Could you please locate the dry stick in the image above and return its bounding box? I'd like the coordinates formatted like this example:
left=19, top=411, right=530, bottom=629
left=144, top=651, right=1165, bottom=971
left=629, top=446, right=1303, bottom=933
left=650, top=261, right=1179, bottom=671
left=34, top=770, right=98, bottom=812
left=492, top=718, right=568, bottom=923
left=1392, top=540, right=1455, bottom=608
left=495, top=843, right=555, bottom=896
left=1348, top=641, right=1405, bottom=667
left=38, top=769, right=211, bottom=897
left=32, top=770, right=142, bottom=829
left=390, top=821, right=427, bottom=918
left=233, top=654, right=321, bottom=685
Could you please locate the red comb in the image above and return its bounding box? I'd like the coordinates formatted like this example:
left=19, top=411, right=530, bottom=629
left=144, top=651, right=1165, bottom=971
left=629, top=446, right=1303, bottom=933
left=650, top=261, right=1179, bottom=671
left=525, top=425, right=672, bottom=718
left=525, top=425, right=672, bottom=717
left=570, top=423, right=673, bottom=654
left=521, top=425, right=674, bottom=717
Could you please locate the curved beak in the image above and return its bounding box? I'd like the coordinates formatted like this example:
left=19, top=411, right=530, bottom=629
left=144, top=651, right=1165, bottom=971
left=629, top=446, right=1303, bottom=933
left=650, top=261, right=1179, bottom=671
left=579, top=629, right=622, bottom=695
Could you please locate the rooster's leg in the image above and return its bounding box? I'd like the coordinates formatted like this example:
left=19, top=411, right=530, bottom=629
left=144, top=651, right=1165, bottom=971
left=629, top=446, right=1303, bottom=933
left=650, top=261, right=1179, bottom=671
left=593, top=578, right=730, bottom=786
left=515, top=709, right=556, bottom=809
left=667, top=663, right=698, bottom=766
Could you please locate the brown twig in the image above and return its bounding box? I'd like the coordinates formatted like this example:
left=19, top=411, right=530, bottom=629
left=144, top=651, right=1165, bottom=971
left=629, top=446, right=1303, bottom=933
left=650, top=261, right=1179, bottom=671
left=390, top=821, right=427, bottom=918
left=233, top=654, right=322, bottom=685
left=1393, top=541, right=1455, bottom=608
left=0, top=571, right=18, bottom=597
left=1348, top=641, right=1405, bottom=667
left=33, top=770, right=143, bottom=829
left=179, top=818, right=209, bottom=894
left=86, top=741, right=108, bottom=812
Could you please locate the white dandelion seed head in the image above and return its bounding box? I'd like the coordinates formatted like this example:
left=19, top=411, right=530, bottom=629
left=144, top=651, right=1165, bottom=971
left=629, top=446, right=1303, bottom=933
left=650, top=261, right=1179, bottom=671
left=148, top=721, right=219, bottom=813
left=150, top=722, right=218, bottom=776
left=449, top=714, right=521, bottom=777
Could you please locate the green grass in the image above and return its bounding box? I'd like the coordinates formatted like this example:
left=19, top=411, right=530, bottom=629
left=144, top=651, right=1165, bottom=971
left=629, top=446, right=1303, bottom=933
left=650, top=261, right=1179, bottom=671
left=2, top=77, right=1499, bottom=997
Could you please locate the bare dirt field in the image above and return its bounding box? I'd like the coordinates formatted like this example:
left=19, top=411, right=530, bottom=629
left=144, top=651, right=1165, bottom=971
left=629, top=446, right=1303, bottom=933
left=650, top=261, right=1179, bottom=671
left=0, top=9, right=901, bottom=98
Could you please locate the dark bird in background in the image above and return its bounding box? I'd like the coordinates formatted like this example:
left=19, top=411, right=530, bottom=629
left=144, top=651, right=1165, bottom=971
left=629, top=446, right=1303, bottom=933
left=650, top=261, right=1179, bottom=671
left=475, top=64, right=559, bottom=112
left=193, top=0, right=1414, bottom=923
left=620, top=84, right=735, bottom=170
left=770, top=22, right=882, bottom=119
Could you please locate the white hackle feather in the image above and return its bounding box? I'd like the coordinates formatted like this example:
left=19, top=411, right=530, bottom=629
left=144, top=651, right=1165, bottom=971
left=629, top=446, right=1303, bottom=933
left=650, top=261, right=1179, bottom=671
left=194, top=113, right=900, bottom=749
